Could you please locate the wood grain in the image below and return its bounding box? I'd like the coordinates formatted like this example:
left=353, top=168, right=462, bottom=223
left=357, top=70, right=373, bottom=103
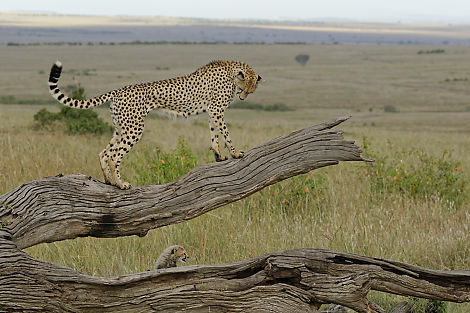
left=1, top=116, right=468, bottom=312
left=0, top=116, right=368, bottom=249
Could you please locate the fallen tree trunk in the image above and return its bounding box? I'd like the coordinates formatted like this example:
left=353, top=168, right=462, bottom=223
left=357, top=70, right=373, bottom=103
left=1, top=116, right=469, bottom=312
left=0, top=116, right=369, bottom=249
left=0, top=240, right=469, bottom=313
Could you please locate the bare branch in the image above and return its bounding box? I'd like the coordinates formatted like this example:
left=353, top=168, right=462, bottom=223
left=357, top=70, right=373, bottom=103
left=0, top=116, right=369, bottom=249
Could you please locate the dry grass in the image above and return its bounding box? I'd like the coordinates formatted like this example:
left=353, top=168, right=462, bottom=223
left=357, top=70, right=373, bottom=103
left=1, top=44, right=469, bottom=311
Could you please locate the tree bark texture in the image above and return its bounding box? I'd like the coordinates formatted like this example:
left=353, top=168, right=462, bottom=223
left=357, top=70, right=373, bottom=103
left=0, top=116, right=369, bottom=250
left=1, top=116, right=469, bottom=312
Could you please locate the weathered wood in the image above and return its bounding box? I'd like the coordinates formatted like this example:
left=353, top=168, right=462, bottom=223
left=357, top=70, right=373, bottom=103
left=0, top=116, right=369, bottom=249
left=1, top=116, right=469, bottom=312
left=1, top=239, right=469, bottom=312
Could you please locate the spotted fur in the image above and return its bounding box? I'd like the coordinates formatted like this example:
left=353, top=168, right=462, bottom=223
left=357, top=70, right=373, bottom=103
left=154, top=245, right=188, bottom=269
left=48, top=60, right=262, bottom=189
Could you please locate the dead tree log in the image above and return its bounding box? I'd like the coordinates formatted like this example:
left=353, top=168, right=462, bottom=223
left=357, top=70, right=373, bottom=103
left=1, top=116, right=469, bottom=312
left=0, top=116, right=369, bottom=250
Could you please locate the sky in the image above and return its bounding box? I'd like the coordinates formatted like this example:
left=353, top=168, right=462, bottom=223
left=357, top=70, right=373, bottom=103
left=1, top=0, right=469, bottom=24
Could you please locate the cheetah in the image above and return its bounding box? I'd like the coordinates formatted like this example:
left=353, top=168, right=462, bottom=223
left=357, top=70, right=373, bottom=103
left=48, top=60, right=262, bottom=189
left=154, top=245, right=188, bottom=269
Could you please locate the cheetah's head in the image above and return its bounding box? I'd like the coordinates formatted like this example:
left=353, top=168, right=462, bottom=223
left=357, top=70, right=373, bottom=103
left=171, top=245, right=189, bottom=264
left=234, top=68, right=263, bottom=101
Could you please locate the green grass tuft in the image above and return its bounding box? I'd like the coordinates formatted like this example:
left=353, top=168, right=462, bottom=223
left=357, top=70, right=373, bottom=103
left=124, top=139, right=198, bottom=186
left=362, top=137, right=466, bottom=209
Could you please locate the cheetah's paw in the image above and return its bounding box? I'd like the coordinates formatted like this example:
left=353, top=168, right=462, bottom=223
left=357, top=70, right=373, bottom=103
left=232, top=151, right=244, bottom=159
left=116, top=181, right=132, bottom=190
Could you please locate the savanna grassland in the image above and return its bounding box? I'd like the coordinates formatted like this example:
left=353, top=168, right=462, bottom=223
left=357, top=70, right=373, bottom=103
left=1, top=43, right=469, bottom=312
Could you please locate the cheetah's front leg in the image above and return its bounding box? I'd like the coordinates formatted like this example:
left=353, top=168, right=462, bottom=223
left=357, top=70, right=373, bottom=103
left=209, top=118, right=227, bottom=162
left=208, top=109, right=243, bottom=161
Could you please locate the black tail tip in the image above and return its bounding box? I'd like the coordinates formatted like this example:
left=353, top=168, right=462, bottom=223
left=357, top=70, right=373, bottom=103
left=49, top=60, right=62, bottom=83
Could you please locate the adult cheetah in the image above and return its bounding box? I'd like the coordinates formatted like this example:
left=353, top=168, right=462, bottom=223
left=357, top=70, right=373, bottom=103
left=48, top=60, right=262, bottom=189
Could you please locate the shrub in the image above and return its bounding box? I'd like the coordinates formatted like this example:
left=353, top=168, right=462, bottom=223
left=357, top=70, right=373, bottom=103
left=417, top=49, right=445, bottom=54
left=384, top=105, right=397, bottom=113
left=125, top=139, right=199, bottom=186
left=263, top=103, right=292, bottom=112
left=0, top=95, right=56, bottom=105
left=295, top=54, right=310, bottom=66
left=61, top=106, right=112, bottom=135
left=124, top=140, right=327, bottom=212
left=33, top=84, right=112, bottom=135
left=230, top=101, right=292, bottom=112
left=362, top=137, right=466, bottom=209
left=33, top=108, right=61, bottom=128
left=268, top=170, right=328, bottom=214
left=408, top=297, right=447, bottom=313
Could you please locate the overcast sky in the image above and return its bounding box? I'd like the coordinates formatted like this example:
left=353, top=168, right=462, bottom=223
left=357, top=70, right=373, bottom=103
left=1, top=0, right=469, bottom=24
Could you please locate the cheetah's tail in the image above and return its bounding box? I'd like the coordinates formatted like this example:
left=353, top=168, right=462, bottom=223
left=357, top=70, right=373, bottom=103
left=48, top=60, right=113, bottom=109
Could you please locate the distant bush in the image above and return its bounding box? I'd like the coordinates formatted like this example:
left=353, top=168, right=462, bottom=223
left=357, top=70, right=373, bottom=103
left=444, top=77, right=468, bottom=82
left=230, top=101, right=292, bottom=112
left=384, top=105, right=397, bottom=113
left=0, top=95, right=55, bottom=105
left=295, top=54, right=310, bottom=66
left=418, top=49, right=445, bottom=54
left=34, top=106, right=112, bottom=135
left=62, top=107, right=112, bottom=135
left=63, top=68, right=97, bottom=76
left=6, top=41, right=273, bottom=46
left=33, top=84, right=112, bottom=135
left=33, top=108, right=61, bottom=128
left=363, top=137, right=466, bottom=209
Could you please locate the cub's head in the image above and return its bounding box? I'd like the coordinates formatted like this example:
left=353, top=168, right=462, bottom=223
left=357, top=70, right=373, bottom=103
left=234, top=65, right=263, bottom=101
left=171, top=245, right=188, bottom=264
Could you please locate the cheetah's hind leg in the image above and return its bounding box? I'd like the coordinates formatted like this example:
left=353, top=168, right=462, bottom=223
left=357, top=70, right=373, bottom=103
left=107, top=120, right=144, bottom=190
left=99, top=130, right=120, bottom=185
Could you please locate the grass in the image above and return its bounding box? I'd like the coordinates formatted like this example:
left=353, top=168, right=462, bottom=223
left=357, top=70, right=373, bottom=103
left=0, top=95, right=56, bottom=105
left=1, top=106, right=468, bottom=312
left=1, top=43, right=470, bottom=312
left=230, top=100, right=292, bottom=111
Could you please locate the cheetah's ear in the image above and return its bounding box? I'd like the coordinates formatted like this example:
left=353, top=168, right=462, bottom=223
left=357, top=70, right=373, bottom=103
left=237, top=71, right=245, bottom=81
left=171, top=247, right=176, bottom=254
left=257, top=75, right=264, bottom=83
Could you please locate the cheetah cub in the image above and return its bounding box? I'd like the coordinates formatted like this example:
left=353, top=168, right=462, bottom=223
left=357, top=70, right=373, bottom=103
left=154, top=245, right=188, bottom=269
left=48, top=60, right=262, bottom=189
